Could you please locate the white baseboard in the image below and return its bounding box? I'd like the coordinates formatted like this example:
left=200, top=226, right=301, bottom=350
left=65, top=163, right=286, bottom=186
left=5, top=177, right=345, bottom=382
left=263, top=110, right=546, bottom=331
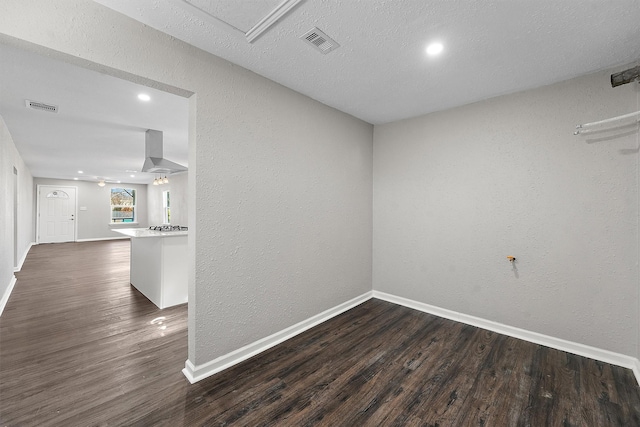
left=632, top=359, right=640, bottom=387
left=182, top=288, right=640, bottom=386
left=13, top=242, right=35, bottom=273
left=373, top=290, right=640, bottom=386
left=182, top=291, right=373, bottom=384
left=0, top=275, right=17, bottom=317
left=76, top=237, right=129, bottom=242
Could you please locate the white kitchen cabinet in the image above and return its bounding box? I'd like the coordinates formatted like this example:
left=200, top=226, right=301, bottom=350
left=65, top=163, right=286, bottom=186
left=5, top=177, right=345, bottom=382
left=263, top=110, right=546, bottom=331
left=113, top=228, right=188, bottom=309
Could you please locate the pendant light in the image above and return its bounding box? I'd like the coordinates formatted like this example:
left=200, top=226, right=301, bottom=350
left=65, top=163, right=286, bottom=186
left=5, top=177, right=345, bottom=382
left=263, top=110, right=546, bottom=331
left=152, top=175, right=169, bottom=185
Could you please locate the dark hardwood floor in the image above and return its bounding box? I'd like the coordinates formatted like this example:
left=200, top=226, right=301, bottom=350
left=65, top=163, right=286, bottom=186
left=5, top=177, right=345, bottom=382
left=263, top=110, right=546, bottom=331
left=2, top=240, right=640, bottom=426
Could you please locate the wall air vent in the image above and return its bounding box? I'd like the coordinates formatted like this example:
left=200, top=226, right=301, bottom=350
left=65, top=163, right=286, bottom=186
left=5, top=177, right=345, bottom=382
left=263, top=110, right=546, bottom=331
left=25, top=100, right=59, bottom=113
left=300, top=27, right=340, bottom=54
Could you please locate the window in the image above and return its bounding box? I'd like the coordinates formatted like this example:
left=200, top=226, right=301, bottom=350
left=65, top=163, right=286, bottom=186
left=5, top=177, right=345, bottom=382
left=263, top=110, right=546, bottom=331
left=163, top=191, right=170, bottom=224
left=110, top=188, right=136, bottom=223
left=46, top=190, right=69, bottom=199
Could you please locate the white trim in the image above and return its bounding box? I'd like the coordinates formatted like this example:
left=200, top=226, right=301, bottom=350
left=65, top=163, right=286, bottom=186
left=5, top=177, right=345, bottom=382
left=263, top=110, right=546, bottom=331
left=245, top=0, right=304, bottom=43
left=373, top=290, right=640, bottom=386
left=632, top=359, right=640, bottom=387
left=0, top=275, right=17, bottom=317
left=182, top=291, right=373, bottom=383
left=13, top=242, right=34, bottom=273
left=172, top=0, right=303, bottom=43
left=76, top=237, right=130, bottom=242
left=183, top=289, right=640, bottom=386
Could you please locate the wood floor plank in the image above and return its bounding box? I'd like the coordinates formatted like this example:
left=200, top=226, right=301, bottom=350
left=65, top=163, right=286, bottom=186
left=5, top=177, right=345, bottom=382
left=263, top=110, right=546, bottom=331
left=2, top=240, right=640, bottom=425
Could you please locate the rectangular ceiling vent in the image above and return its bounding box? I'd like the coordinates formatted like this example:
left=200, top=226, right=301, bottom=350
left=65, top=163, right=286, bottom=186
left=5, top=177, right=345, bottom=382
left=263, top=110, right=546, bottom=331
left=25, top=100, right=58, bottom=113
left=300, top=27, right=339, bottom=54
left=24, top=99, right=58, bottom=113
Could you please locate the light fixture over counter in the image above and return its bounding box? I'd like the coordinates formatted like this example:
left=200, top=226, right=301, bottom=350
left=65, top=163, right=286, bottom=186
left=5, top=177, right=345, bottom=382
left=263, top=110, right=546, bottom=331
left=153, top=176, right=169, bottom=186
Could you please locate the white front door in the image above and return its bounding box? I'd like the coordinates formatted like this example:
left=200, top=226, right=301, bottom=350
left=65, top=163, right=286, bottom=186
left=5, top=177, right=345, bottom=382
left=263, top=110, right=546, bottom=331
left=37, top=186, right=77, bottom=243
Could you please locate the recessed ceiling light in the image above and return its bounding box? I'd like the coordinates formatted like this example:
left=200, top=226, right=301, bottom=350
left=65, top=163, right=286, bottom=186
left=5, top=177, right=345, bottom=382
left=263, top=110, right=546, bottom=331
left=117, top=180, right=121, bottom=183
left=74, top=177, right=78, bottom=180
left=78, top=170, right=83, bottom=174
left=426, top=42, right=444, bottom=56
left=130, top=174, right=135, bottom=178
left=138, top=94, right=151, bottom=102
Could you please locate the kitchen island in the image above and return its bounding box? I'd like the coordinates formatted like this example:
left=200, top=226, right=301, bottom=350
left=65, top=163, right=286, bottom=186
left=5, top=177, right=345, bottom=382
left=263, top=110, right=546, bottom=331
left=112, top=228, right=188, bottom=309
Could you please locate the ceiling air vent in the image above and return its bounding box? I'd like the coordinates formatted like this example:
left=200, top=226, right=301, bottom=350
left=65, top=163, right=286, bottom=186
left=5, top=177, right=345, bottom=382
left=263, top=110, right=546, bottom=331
left=25, top=100, right=58, bottom=113
left=300, top=27, right=340, bottom=54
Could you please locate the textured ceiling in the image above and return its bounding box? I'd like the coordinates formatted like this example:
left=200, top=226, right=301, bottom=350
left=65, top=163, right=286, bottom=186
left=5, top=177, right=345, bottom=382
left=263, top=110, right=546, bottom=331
left=0, top=43, right=188, bottom=184
left=94, top=0, right=640, bottom=124
left=3, top=0, right=640, bottom=184
left=184, top=0, right=282, bottom=32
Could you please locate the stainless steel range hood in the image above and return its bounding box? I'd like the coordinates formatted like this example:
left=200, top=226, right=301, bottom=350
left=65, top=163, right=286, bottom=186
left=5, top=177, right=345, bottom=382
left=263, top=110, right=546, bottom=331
left=141, top=129, right=187, bottom=174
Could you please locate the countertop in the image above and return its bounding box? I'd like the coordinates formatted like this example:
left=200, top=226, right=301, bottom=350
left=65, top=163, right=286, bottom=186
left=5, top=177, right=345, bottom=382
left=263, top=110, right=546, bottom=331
left=112, top=228, right=188, bottom=238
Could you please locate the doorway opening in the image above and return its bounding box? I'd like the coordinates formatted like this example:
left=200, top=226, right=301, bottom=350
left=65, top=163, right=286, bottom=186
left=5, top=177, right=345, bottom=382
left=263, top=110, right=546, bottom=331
left=2, top=38, right=195, bottom=378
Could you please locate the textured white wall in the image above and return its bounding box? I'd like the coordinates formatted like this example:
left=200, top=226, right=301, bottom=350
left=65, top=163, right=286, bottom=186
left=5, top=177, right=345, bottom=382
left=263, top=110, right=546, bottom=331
left=374, top=68, right=640, bottom=357
left=0, top=115, right=34, bottom=297
left=147, top=171, right=187, bottom=226
left=0, top=1, right=373, bottom=366
left=33, top=178, right=149, bottom=241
